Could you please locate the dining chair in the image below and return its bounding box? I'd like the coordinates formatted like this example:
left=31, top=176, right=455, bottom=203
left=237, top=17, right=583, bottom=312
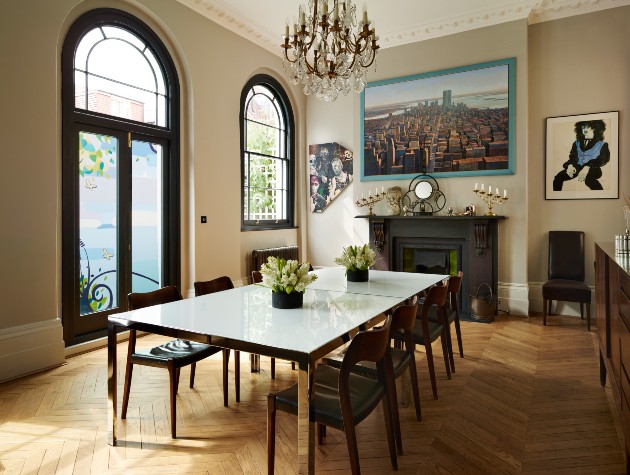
left=267, top=316, right=398, bottom=475
left=395, top=283, right=450, bottom=400
left=324, top=303, right=421, bottom=456
left=542, top=231, right=591, bottom=330
left=427, top=272, right=464, bottom=372
left=121, top=285, right=223, bottom=438
left=193, top=276, right=240, bottom=403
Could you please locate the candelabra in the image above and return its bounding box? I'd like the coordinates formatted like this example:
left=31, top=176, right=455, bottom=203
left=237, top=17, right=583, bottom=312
left=356, top=190, right=386, bottom=216
left=473, top=186, right=508, bottom=216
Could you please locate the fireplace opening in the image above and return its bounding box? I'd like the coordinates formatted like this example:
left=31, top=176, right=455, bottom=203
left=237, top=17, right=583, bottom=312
left=402, top=247, right=458, bottom=276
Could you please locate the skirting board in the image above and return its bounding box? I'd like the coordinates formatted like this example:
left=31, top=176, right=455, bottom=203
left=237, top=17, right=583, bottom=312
left=529, top=281, right=594, bottom=317
left=0, top=318, right=65, bottom=383
left=498, top=282, right=530, bottom=316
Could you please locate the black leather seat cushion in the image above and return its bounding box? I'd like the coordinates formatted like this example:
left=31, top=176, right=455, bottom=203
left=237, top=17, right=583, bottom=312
left=325, top=347, right=412, bottom=379
left=542, top=279, right=591, bottom=303
left=274, top=364, right=385, bottom=429
left=395, top=320, right=442, bottom=346
left=131, top=339, right=221, bottom=368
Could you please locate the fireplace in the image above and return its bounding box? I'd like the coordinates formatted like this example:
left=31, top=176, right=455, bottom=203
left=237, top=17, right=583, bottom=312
left=362, top=215, right=505, bottom=317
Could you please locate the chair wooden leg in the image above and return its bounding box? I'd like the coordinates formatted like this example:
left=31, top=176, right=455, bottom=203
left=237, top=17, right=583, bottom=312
left=381, top=397, right=398, bottom=471
left=168, top=361, right=177, bottom=438
left=175, top=368, right=181, bottom=393
left=121, top=331, right=136, bottom=419
left=222, top=349, right=230, bottom=407
left=235, top=350, right=240, bottom=403
left=543, top=299, right=547, bottom=326
left=271, top=358, right=275, bottom=379
left=424, top=340, right=438, bottom=399
left=446, top=323, right=455, bottom=373
left=121, top=361, right=133, bottom=419
left=408, top=357, right=422, bottom=421
left=384, top=351, right=403, bottom=455
left=267, top=394, right=276, bottom=475
left=440, top=330, right=452, bottom=380
left=189, top=362, right=196, bottom=388
left=343, top=422, right=362, bottom=475
left=454, top=317, right=464, bottom=358
left=587, top=302, right=591, bottom=331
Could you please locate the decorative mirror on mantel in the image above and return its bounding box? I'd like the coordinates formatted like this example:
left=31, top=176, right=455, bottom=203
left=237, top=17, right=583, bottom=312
left=401, top=174, right=446, bottom=215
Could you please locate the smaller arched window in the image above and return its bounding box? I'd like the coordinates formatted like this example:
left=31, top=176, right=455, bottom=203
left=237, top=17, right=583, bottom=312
left=240, top=75, right=294, bottom=230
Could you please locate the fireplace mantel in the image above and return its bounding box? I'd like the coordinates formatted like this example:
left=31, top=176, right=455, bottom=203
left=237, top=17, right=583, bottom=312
left=357, top=214, right=507, bottom=317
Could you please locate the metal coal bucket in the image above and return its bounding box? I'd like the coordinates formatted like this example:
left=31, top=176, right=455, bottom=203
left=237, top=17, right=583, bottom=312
left=468, top=283, right=498, bottom=322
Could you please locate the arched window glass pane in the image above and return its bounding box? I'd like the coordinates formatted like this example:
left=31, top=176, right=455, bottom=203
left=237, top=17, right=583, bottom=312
left=241, top=76, right=293, bottom=229
left=74, top=25, right=166, bottom=125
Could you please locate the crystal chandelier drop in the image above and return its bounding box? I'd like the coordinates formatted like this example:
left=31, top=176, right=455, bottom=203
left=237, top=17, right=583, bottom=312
left=281, top=0, right=379, bottom=102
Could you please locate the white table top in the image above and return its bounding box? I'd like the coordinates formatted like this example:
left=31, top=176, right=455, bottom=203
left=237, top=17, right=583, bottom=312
left=311, top=267, right=448, bottom=299
left=110, top=285, right=402, bottom=356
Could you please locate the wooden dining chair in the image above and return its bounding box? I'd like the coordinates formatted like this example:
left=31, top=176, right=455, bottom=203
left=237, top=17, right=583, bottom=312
left=395, top=283, right=450, bottom=400
left=427, top=272, right=464, bottom=372
left=193, top=276, right=239, bottom=403
left=324, top=303, right=421, bottom=457
left=267, top=316, right=398, bottom=475
left=121, top=285, right=223, bottom=438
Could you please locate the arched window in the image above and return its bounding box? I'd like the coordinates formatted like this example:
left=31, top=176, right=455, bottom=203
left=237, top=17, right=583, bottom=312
left=240, top=75, right=294, bottom=230
left=61, top=9, right=180, bottom=345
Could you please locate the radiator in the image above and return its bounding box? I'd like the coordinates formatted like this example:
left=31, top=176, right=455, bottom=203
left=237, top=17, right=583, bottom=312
left=250, top=245, right=299, bottom=275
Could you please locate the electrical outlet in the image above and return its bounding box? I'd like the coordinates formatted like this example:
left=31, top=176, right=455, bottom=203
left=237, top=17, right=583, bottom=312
left=201, top=216, right=207, bottom=224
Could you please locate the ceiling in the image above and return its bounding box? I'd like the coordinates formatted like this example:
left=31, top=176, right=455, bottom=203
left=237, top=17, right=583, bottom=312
left=175, top=0, right=629, bottom=56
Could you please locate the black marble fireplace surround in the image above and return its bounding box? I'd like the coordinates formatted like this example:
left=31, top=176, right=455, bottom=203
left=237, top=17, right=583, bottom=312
left=360, top=215, right=506, bottom=316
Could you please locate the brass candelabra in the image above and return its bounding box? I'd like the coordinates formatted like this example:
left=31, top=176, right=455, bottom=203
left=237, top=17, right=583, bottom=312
left=356, top=190, right=386, bottom=216
left=473, top=186, right=508, bottom=216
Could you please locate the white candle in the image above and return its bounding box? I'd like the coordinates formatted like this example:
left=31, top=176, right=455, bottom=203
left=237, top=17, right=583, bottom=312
left=363, top=8, right=368, bottom=24
left=285, top=24, right=289, bottom=38
left=474, top=182, right=478, bottom=191
left=299, top=10, right=305, bottom=25
left=322, top=0, right=328, bottom=15
left=362, top=193, right=364, bottom=200
left=481, top=184, right=485, bottom=191
left=369, top=189, right=372, bottom=197
left=381, top=186, right=384, bottom=193
left=488, top=186, right=492, bottom=194
left=504, top=189, right=507, bottom=198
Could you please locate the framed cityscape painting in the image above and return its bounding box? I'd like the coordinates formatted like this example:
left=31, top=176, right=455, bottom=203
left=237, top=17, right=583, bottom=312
left=360, top=58, right=515, bottom=181
left=545, top=111, right=619, bottom=200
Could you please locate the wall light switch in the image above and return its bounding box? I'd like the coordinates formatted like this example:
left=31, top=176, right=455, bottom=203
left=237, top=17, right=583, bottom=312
left=201, top=216, right=207, bottom=224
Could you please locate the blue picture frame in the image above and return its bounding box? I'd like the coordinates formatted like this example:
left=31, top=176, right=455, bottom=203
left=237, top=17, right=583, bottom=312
left=360, top=58, right=516, bottom=181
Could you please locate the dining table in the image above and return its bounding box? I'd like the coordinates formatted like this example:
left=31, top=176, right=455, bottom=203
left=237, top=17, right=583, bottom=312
left=107, top=267, right=446, bottom=474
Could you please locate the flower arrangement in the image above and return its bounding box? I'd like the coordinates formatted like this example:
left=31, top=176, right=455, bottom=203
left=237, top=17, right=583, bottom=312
left=259, top=257, right=317, bottom=294
left=335, top=244, right=375, bottom=272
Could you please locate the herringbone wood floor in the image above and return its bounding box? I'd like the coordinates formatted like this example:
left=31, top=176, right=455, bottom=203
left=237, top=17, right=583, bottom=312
left=0, top=314, right=625, bottom=474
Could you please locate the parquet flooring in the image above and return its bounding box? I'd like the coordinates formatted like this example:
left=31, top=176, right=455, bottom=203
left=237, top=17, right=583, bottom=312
left=0, top=314, right=625, bottom=474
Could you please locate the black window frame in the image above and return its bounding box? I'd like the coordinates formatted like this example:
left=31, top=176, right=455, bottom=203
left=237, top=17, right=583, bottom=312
left=240, top=74, right=295, bottom=231
left=61, top=8, right=181, bottom=346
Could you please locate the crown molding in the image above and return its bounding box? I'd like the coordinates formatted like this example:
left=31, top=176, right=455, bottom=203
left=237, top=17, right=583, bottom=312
left=176, top=0, right=630, bottom=57
left=529, top=0, right=630, bottom=24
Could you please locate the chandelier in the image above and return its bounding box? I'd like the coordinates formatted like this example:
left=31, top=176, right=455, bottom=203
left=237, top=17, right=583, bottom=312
left=281, top=0, right=379, bottom=102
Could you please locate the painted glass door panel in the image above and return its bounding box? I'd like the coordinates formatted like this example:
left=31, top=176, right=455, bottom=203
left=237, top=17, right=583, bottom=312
left=79, top=132, right=119, bottom=315
left=131, top=140, right=162, bottom=292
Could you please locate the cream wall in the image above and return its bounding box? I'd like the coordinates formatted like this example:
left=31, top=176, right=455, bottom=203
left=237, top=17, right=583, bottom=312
left=527, top=6, right=630, bottom=314
left=0, top=0, right=304, bottom=381
left=306, top=20, right=530, bottom=315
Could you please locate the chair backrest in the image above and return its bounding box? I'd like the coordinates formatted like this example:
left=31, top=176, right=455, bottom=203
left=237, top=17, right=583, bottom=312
left=448, top=272, right=463, bottom=308
left=548, top=231, right=585, bottom=281
left=194, top=276, right=234, bottom=297
left=128, top=285, right=182, bottom=311
left=251, top=270, right=262, bottom=284
left=391, top=304, right=418, bottom=333
left=420, top=284, right=449, bottom=326
left=341, top=315, right=392, bottom=371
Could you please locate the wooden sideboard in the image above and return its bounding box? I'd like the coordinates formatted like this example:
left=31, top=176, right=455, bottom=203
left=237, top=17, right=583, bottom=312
left=596, top=241, right=630, bottom=468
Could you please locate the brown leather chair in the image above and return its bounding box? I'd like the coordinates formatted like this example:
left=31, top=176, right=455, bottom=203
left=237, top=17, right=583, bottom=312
left=396, top=283, right=450, bottom=399
left=427, top=272, right=464, bottom=372
left=542, top=231, right=591, bottom=330
left=267, top=316, right=398, bottom=475
left=122, top=285, right=224, bottom=438
left=324, top=303, right=421, bottom=458
left=193, top=277, right=239, bottom=403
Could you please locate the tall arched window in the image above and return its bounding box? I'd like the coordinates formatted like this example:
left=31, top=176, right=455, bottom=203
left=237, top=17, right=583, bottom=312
left=240, top=75, right=295, bottom=230
left=61, top=9, right=180, bottom=345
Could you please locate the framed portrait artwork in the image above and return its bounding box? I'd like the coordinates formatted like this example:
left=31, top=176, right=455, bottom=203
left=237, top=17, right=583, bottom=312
left=360, top=58, right=515, bottom=181
left=545, top=111, right=619, bottom=200
left=308, top=142, right=353, bottom=212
